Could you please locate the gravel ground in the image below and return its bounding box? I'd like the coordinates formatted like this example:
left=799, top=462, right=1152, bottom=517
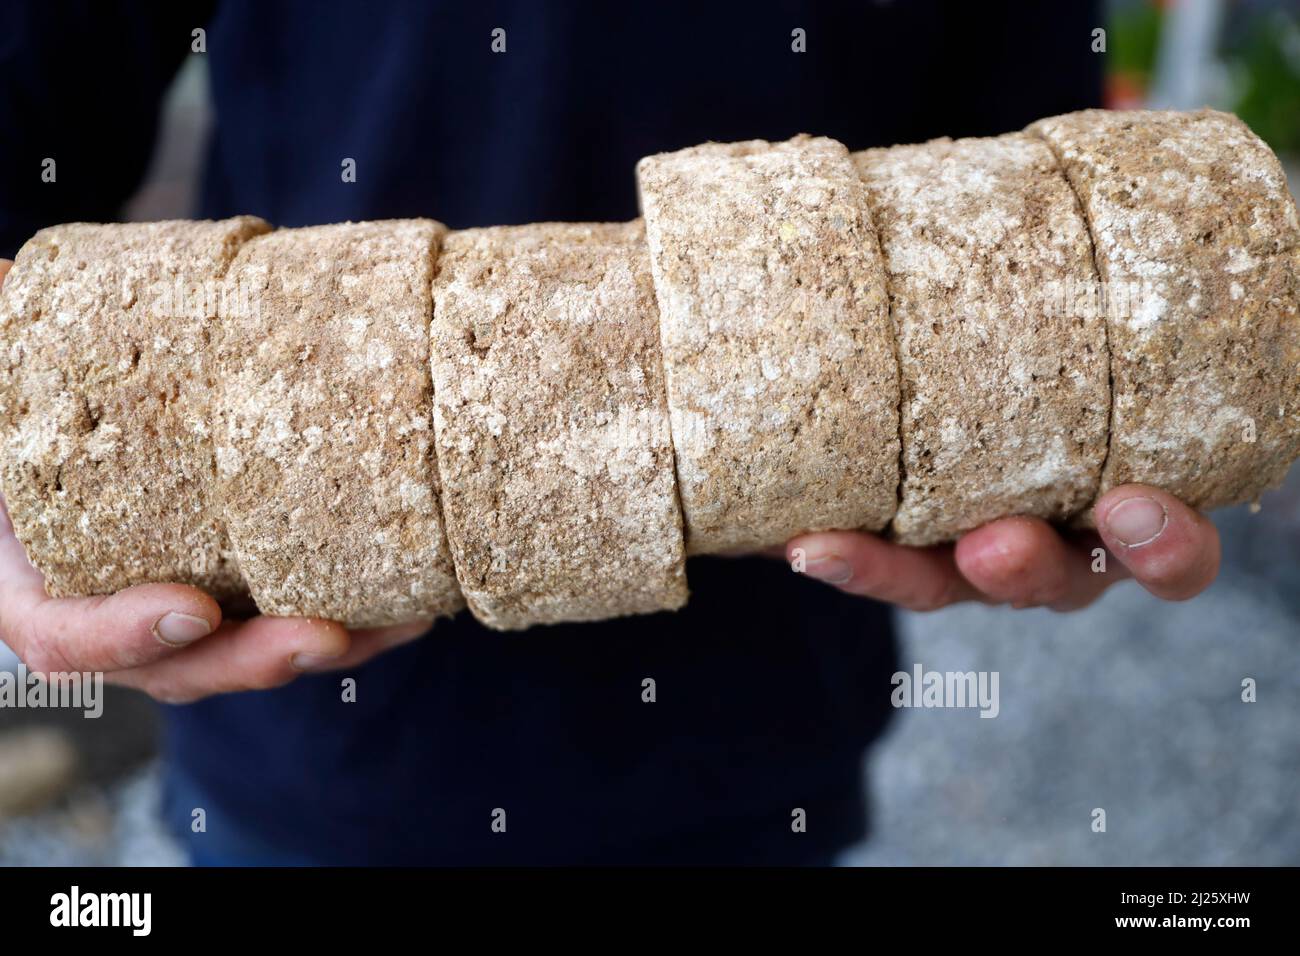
left=845, top=470, right=1300, bottom=866
left=0, top=764, right=185, bottom=867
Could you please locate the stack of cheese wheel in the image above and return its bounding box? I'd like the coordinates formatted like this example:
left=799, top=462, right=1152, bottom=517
left=1, top=109, right=1296, bottom=630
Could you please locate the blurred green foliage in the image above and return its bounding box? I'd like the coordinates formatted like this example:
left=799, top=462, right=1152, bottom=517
left=1105, top=1, right=1299, bottom=154
left=1228, top=10, right=1300, bottom=154
left=1108, top=0, right=1163, bottom=80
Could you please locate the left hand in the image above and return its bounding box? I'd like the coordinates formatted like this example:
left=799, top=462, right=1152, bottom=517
left=0, top=489, right=433, bottom=703
left=0, top=257, right=432, bottom=704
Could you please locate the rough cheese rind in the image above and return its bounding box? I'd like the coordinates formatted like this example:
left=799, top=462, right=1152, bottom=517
left=0, top=218, right=269, bottom=599
left=3, top=110, right=1298, bottom=623
left=854, top=134, right=1110, bottom=544
left=429, top=221, right=687, bottom=630
left=216, top=220, right=464, bottom=626
left=1030, top=108, right=1300, bottom=516
left=637, top=136, right=900, bottom=554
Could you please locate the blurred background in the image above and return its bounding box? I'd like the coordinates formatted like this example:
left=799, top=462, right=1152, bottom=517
left=2, top=0, right=1298, bottom=865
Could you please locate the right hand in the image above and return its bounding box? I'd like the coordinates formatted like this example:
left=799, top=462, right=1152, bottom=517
left=0, top=258, right=433, bottom=703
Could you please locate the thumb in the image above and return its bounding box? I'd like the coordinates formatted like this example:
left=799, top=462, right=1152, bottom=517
left=18, top=584, right=224, bottom=675
left=1, top=493, right=223, bottom=674
left=1093, top=484, right=1220, bottom=601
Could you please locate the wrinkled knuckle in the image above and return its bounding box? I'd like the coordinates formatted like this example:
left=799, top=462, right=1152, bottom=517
left=0, top=612, right=20, bottom=649
left=21, top=622, right=78, bottom=676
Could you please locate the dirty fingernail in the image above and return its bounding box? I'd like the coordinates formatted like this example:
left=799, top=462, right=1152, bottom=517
left=291, top=652, right=341, bottom=672
left=803, top=556, right=854, bottom=585
left=154, top=612, right=213, bottom=647
left=1104, top=496, right=1168, bottom=548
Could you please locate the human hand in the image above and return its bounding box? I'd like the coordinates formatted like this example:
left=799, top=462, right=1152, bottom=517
left=786, top=485, right=1220, bottom=611
left=0, top=258, right=431, bottom=703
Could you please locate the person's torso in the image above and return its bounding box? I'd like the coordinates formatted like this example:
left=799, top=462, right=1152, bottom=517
left=163, top=0, right=1100, bottom=864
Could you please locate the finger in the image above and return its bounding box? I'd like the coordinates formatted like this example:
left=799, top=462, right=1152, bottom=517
left=17, top=585, right=223, bottom=675
left=109, top=615, right=351, bottom=704
left=313, top=618, right=434, bottom=672
left=787, top=530, right=985, bottom=611
left=0, top=258, right=11, bottom=286
left=1049, top=531, right=1132, bottom=611
left=954, top=516, right=1129, bottom=610
left=0, top=497, right=222, bottom=674
left=1093, top=484, right=1220, bottom=601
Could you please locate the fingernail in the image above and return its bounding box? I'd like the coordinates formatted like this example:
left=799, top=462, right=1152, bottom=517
left=1104, top=496, right=1168, bottom=548
left=291, top=652, right=341, bottom=673
left=154, top=612, right=213, bottom=647
left=803, top=556, right=854, bottom=585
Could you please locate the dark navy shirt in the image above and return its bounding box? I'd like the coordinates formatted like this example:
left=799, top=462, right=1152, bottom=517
left=0, top=1, right=1101, bottom=864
